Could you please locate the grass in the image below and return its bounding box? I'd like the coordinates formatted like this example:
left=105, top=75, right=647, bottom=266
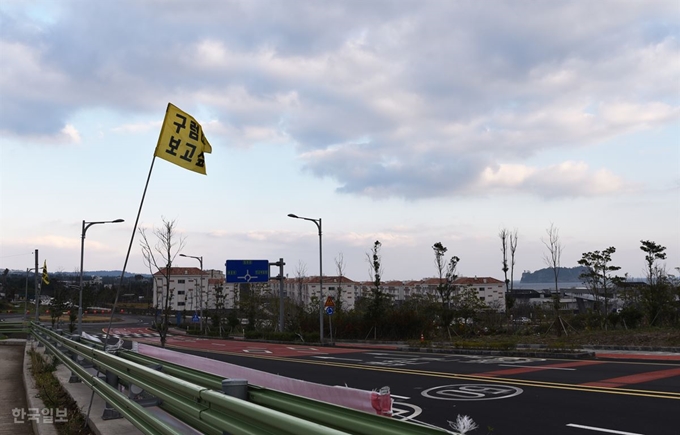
left=27, top=349, right=93, bottom=435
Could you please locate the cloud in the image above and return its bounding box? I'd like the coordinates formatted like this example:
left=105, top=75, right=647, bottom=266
left=1, top=1, right=678, bottom=199
left=477, top=161, right=628, bottom=198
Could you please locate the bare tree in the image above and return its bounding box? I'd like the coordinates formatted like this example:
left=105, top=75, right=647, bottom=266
left=542, top=223, right=564, bottom=335
left=542, top=223, right=563, bottom=297
left=334, top=252, right=346, bottom=313
left=499, top=228, right=510, bottom=293
left=139, top=217, right=186, bottom=347
left=295, top=260, right=307, bottom=305
left=509, top=229, right=519, bottom=291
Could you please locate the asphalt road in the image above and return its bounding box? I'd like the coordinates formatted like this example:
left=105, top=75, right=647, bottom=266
left=161, top=344, right=679, bottom=435
left=5, top=315, right=678, bottom=434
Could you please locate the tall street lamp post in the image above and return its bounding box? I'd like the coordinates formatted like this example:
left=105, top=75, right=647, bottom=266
left=24, top=267, right=35, bottom=321
left=79, top=219, right=124, bottom=334
left=287, top=213, right=323, bottom=343
left=179, top=254, right=204, bottom=330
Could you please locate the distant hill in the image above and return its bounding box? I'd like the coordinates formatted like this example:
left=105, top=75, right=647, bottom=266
left=520, top=266, right=588, bottom=283
left=86, top=270, right=150, bottom=278
left=5, top=269, right=150, bottom=279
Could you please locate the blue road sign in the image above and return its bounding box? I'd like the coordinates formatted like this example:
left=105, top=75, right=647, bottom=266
left=176, top=312, right=182, bottom=325
left=325, top=306, right=334, bottom=315
left=192, top=313, right=199, bottom=323
left=225, top=260, right=270, bottom=283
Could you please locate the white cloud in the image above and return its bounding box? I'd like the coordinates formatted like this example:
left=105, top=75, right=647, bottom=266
left=1, top=1, right=678, bottom=200
left=476, top=161, right=627, bottom=198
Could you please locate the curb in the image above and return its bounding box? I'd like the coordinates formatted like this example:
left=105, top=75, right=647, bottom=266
left=23, top=341, right=59, bottom=435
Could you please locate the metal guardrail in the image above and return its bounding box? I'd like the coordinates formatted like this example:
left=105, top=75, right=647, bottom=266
left=0, top=321, right=29, bottom=335
left=118, top=349, right=444, bottom=435
left=29, top=323, right=449, bottom=435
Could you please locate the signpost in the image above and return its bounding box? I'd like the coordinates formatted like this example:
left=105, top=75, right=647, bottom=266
left=324, top=296, right=335, bottom=343
left=225, top=260, right=270, bottom=283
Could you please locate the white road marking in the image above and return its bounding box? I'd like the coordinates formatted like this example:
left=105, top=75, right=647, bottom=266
left=566, top=424, right=644, bottom=435
left=498, top=364, right=576, bottom=371
left=389, top=394, right=411, bottom=399
left=211, top=343, right=226, bottom=346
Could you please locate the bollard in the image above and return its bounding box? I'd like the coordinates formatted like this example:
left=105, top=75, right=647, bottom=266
left=221, top=379, right=249, bottom=401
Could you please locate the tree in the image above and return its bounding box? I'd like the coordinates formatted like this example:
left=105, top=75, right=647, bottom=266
left=334, top=253, right=346, bottom=313
left=499, top=229, right=510, bottom=293
left=509, top=229, right=518, bottom=292
left=542, top=223, right=565, bottom=335
left=639, top=240, right=673, bottom=325
left=365, top=240, right=388, bottom=339
left=641, top=240, right=667, bottom=287
left=578, top=247, right=623, bottom=327
left=213, top=283, right=225, bottom=335
left=139, top=217, right=186, bottom=347
left=2, top=268, right=10, bottom=301
left=432, top=242, right=460, bottom=336
left=294, top=261, right=307, bottom=305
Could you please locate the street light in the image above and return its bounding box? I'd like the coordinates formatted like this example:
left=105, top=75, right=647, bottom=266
left=79, top=219, right=124, bottom=334
left=288, top=213, right=323, bottom=343
left=179, top=254, right=204, bottom=330
left=24, top=267, right=35, bottom=321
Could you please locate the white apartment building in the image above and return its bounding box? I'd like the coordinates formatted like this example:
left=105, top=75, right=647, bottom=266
left=283, top=276, right=358, bottom=310
left=153, top=268, right=225, bottom=312
left=154, top=267, right=506, bottom=313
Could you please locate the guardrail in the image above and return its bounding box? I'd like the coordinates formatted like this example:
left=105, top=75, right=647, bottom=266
left=0, top=320, right=29, bottom=335
left=30, top=322, right=449, bottom=435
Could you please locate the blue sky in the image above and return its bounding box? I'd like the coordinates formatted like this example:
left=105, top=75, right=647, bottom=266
left=1, top=1, right=678, bottom=282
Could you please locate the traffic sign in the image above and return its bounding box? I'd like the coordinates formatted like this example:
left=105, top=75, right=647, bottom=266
left=192, top=313, right=199, bottom=323
left=225, top=260, right=270, bottom=283
left=324, top=296, right=335, bottom=308
left=325, top=306, right=334, bottom=315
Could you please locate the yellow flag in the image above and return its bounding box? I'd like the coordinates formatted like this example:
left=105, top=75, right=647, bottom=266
left=42, top=260, right=49, bottom=285
left=154, top=103, right=213, bottom=175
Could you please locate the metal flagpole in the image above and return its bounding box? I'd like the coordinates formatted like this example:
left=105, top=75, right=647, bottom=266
left=85, top=155, right=157, bottom=423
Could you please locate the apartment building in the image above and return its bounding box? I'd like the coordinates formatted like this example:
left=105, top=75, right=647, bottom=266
left=155, top=267, right=505, bottom=312
left=153, top=268, right=225, bottom=312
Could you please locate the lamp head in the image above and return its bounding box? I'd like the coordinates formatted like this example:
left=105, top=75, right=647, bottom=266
left=112, top=219, right=124, bottom=223
left=287, top=213, right=299, bottom=219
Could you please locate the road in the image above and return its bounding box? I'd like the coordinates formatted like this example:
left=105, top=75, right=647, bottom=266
left=106, top=330, right=679, bottom=435
left=6, top=315, right=678, bottom=434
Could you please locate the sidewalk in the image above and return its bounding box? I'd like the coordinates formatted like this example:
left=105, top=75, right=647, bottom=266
left=0, top=340, right=33, bottom=435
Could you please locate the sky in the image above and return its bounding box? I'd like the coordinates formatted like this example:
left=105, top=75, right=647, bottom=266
left=1, top=1, right=678, bottom=284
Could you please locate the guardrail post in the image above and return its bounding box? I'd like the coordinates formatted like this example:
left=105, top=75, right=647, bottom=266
left=127, top=364, right=162, bottom=407
left=69, top=334, right=82, bottom=383
left=102, top=371, right=122, bottom=420
left=35, top=322, right=43, bottom=347
left=221, top=379, right=249, bottom=401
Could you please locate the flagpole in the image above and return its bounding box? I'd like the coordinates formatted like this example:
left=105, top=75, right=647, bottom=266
left=85, top=154, right=157, bottom=421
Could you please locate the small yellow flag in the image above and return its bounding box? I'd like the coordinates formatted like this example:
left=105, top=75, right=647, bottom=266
left=154, top=103, right=213, bottom=175
left=41, top=260, right=49, bottom=285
